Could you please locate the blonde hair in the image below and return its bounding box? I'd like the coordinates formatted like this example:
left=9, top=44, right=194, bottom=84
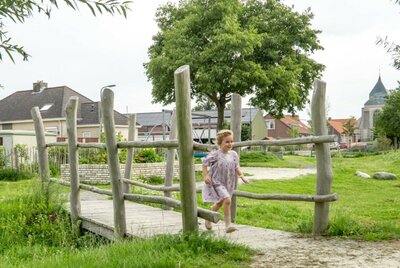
left=216, top=129, right=233, bottom=145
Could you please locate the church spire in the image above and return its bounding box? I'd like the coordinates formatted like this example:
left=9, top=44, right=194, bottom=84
left=364, top=75, right=388, bottom=106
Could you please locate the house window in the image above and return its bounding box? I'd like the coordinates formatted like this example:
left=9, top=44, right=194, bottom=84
left=2, top=123, right=12, bottom=130
left=82, top=132, right=91, bottom=138
left=40, top=103, right=53, bottom=111
left=45, top=126, right=58, bottom=134
left=265, top=120, right=275, bottom=129
left=0, top=137, right=3, bottom=146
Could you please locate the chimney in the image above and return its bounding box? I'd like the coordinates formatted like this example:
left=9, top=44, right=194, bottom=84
left=33, top=80, right=48, bottom=93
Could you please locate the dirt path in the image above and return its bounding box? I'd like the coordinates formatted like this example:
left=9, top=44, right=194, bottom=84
left=240, top=167, right=316, bottom=181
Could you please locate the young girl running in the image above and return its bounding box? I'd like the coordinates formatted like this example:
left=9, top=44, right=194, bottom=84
left=202, top=129, right=248, bottom=233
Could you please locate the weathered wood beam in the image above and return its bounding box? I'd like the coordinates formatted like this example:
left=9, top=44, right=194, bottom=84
left=101, top=88, right=127, bottom=240
left=123, top=193, right=220, bottom=223
left=164, top=109, right=177, bottom=210
left=192, top=135, right=336, bottom=151
left=123, top=114, right=136, bottom=194
left=230, top=93, right=242, bottom=222
left=46, top=142, right=68, bottom=147
left=31, top=107, right=50, bottom=188
left=77, top=143, right=107, bottom=149
left=311, top=80, right=334, bottom=236
left=49, top=178, right=112, bottom=196
left=117, top=140, right=178, bottom=149
left=65, top=96, right=81, bottom=234
left=175, top=65, right=198, bottom=232
left=121, top=178, right=202, bottom=193
left=233, top=190, right=338, bottom=202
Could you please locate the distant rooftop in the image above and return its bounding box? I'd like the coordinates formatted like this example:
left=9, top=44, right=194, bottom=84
left=364, top=75, right=388, bottom=106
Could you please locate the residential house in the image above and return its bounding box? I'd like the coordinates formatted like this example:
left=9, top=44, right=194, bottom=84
left=264, top=114, right=311, bottom=139
left=0, top=130, right=56, bottom=152
left=0, top=81, right=129, bottom=143
left=134, top=107, right=268, bottom=142
left=328, top=118, right=357, bottom=144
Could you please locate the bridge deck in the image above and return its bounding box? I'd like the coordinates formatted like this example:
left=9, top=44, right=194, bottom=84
left=77, top=196, right=281, bottom=248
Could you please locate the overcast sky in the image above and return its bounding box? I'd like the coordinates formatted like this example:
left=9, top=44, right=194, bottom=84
left=0, top=0, right=399, bottom=120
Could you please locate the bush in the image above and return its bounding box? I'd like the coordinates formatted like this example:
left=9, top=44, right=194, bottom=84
left=240, top=151, right=278, bottom=162
left=134, top=148, right=164, bottom=163
left=0, top=146, right=8, bottom=168
left=0, top=169, right=33, bottom=181
left=140, top=175, right=164, bottom=185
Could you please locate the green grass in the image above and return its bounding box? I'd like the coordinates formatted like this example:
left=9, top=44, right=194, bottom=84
left=0, top=168, right=33, bottom=181
left=0, top=178, right=254, bottom=267
left=233, top=152, right=400, bottom=240
left=240, top=151, right=316, bottom=168
left=21, top=233, right=253, bottom=268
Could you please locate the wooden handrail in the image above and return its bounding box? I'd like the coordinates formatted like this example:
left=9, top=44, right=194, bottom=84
left=193, top=135, right=337, bottom=152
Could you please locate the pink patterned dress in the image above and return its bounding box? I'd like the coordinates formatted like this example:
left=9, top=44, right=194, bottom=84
left=202, top=149, right=239, bottom=203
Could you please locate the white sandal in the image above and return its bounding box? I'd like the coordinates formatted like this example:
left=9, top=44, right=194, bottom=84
left=225, top=225, right=238, bottom=233
left=205, top=220, right=212, bottom=230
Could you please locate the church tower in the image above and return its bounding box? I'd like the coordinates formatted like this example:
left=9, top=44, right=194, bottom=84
left=358, top=76, right=388, bottom=141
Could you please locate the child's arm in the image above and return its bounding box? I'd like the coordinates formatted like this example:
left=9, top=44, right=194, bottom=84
left=202, top=165, right=211, bottom=184
left=235, top=167, right=249, bottom=184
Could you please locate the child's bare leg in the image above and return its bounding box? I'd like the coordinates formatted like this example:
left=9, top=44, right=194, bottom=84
left=205, top=200, right=223, bottom=230
left=223, top=197, right=237, bottom=233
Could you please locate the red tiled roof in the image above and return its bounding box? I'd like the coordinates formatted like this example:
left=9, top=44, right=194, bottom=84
left=280, top=115, right=311, bottom=135
left=328, top=118, right=356, bottom=134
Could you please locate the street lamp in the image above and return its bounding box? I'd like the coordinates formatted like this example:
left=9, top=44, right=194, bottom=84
left=99, top=84, right=116, bottom=141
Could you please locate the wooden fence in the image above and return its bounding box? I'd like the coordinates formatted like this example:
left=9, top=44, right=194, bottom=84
left=31, top=65, right=337, bottom=239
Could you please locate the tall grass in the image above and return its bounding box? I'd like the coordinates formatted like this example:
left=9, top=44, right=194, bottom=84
left=22, top=233, right=254, bottom=268
left=1, top=179, right=254, bottom=267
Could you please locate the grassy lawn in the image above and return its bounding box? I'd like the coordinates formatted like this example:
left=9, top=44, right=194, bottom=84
left=226, top=152, right=399, bottom=240
left=0, top=178, right=253, bottom=267
left=3, top=150, right=396, bottom=267
left=97, top=151, right=399, bottom=241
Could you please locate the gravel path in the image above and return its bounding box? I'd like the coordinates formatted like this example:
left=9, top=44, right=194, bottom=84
left=240, top=167, right=316, bottom=181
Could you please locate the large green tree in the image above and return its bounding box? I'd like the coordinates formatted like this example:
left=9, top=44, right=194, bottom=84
left=145, top=0, right=324, bottom=130
left=374, top=88, right=400, bottom=149
left=0, top=0, right=130, bottom=62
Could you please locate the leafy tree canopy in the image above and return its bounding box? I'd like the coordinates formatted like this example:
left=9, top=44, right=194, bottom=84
left=374, top=88, right=400, bottom=143
left=0, top=0, right=131, bottom=62
left=145, top=0, right=324, bottom=130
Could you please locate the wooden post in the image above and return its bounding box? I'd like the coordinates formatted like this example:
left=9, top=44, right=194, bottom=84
left=164, top=109, right=177, bottom=210
left=230, top=93, right=242, bottom=222
left=31, top=107, right=50, bottom=188
left=101, top=88, right=127, bottom=239
left=65, top=97, right=81, bottom=233
left=123, top=114, right=136, bottom=194
left=311, top=80, right=333, bottom=236
left=174, top=65, right=198, bottom=232
left=13, top=147, right=19, bottom=172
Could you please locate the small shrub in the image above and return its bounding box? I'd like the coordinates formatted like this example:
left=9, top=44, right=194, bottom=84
left=134, top=148, right=163, bottom=163
left=140, top=175, right=164, bottom=185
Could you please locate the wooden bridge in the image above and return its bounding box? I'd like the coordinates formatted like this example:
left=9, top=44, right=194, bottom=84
left=31, top=65, right=337, bottom=241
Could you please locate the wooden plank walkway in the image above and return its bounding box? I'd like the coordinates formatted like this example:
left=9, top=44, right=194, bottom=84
left=76, top=192, right=286, bottom=247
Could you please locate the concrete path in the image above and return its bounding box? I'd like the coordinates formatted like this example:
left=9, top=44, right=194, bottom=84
left=240, top=167, right=316, bottom=180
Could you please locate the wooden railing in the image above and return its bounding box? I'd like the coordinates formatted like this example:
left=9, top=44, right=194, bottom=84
left=31, top=65, right=336, bottom=239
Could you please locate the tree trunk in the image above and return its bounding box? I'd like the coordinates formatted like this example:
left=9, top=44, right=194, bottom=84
left=216, top=101, right=225, bottom=131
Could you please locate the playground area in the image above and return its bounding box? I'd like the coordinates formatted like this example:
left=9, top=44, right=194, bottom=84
left=80, top=190, right=400, bottom=267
